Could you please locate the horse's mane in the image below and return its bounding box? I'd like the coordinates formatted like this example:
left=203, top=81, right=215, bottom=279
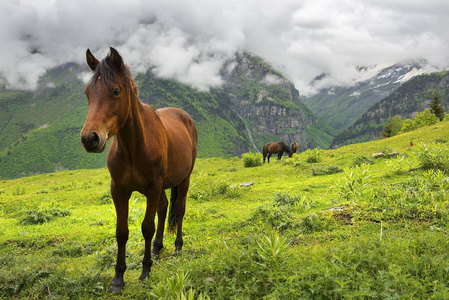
left=90, top=52, right=138, bottom=95
left=279, top=141, right=293, bottom=155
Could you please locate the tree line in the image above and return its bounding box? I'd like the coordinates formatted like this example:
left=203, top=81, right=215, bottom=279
left=382, top=92, right=446, bottom=138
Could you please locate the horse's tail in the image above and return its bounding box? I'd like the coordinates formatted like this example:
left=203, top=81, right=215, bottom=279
left=262, top=144, right=267, bottom=162
left=168, top=186, right=179, bottom=233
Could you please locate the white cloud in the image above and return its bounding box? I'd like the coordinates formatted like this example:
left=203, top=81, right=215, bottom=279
left=1, top=0, right=449, bottom=94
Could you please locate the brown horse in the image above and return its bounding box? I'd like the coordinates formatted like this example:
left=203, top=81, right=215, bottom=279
left=292, top=142, right=298, bottom=154
left=262, top=141, right=294, bottom=163
left=80, top=47, right=197, bottom=293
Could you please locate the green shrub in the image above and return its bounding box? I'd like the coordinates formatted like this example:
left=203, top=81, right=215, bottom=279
left=417, top=142, right=449, bottom=172
left=251, top=193, right=315, bottom=231
left=303, top=148, right=323, bottom=163
left=20, top=208, right=71, bottom=225
left=52, top=241, right=93, bottom=258
left=252, top=204, right=298, bottom=231
left=95, top=191, right=112, bottom=205
left=299, top=214, right=325, bottom=234
left=12, top=185, right=27, bottom=195
left=242, top=152, right=262, bottom=167
left=282, top=153, right=303, bottom=167
left=353, top=155, right=373, bottom=167
left=312, top=165, right=343, bottom=176
left=274, top=192, right=314, bottom=212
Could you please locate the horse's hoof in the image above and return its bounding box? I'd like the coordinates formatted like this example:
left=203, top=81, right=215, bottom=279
left=109, top=284, right=124, bottom=294
left=139, top=270, right=150, bottom=282
left=152, top=250, right=162, bottom=259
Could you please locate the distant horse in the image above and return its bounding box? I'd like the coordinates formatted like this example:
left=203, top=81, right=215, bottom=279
left=80, top=48, right=197, bottom=293
left=292, top=142, right=298, bottom=154
left=263, top=141, right=294, bottom=163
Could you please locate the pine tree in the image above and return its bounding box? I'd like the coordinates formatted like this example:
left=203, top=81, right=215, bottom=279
left=382, top=114, right=393, bottom=138
left=430, top=92, right=445, bottom=121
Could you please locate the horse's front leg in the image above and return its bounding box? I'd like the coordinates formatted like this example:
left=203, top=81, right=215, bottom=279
left=109, top=183, right=131, bottom=293
left=139, top=183, right=162, bottom=281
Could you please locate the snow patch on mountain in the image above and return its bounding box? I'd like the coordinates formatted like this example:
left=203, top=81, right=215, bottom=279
left=394, top=67, right=425, bottom=83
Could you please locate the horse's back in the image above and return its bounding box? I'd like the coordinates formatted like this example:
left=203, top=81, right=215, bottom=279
left=265, top=142, right=281, bottom=153
left=264, top=142, right=274, bottom=150
left=157, top=107, right=197, bottom=143
left=157, top=107, right=197, bottom=186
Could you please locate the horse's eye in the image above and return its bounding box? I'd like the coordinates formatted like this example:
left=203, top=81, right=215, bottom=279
left=113, top=89, right=121, bottom=97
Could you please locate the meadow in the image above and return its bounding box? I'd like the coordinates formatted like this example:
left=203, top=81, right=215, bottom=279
left=2, top=122, right=449, bottom=299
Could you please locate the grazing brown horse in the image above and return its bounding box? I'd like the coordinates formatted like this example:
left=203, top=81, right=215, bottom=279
left=80, top=47, right=197, bottom=293
left=292, top=142, right=298, bottom=154
left=262, top=141, right=294, bottom=163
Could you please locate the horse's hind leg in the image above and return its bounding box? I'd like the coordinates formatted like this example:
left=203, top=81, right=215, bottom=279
left=278, top=151, right=284, bottom=160
left=267, top=153, right=272, bottom=163
left=169, top=177, right=190, bottom=254
left=152, top=190, right=168, bottom=258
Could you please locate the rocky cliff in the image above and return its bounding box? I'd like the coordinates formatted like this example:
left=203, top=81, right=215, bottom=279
left=222, top=53, right=333, bottom=153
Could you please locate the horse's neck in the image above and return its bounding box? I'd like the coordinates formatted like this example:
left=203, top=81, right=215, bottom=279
left=115, top=95, right=159, bottom=151
left=281, top=143, right=292, bottom=154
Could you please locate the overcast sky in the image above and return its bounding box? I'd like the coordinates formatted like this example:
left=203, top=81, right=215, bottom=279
left=1, top=0, right=449, bottom=95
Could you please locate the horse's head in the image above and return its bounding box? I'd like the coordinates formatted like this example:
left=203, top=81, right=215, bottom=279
left=80, top=47, right=134, bottom=153
left=292, top=143, right=298, bottom=154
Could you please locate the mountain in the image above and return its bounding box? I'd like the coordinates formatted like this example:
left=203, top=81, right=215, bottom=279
left=218, top=53, right=335, bottom=151
left=302, top=63, right=426, bottom=132
left=331, top=70, right=449, bottom=148
left=0, top=53, right=333, bottom=179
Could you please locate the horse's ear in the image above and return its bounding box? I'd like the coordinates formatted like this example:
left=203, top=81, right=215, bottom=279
left=86, top=49, right=99, bottom=71
left=108, top=47, right=124, bottom=71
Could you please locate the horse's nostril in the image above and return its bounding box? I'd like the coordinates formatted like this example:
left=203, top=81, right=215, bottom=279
left=91, top=132, right=99, bottom=147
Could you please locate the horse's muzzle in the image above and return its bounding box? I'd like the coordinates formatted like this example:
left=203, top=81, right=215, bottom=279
left=81, top=131, right=106, bottom=153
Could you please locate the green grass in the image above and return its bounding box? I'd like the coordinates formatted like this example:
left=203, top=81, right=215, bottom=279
left=2, top=122, right=449, bottom=298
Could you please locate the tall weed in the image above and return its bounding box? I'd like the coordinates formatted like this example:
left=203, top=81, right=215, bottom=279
left=149, top=270, right=209, bottom=300
left=334, top=164, right=371, bottom=201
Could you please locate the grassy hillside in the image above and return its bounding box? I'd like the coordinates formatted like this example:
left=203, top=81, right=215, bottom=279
left=2, top=121, right=449, bottom=298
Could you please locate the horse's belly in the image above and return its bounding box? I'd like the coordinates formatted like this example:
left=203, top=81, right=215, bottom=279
left=163, top=163, right=192, bottom=189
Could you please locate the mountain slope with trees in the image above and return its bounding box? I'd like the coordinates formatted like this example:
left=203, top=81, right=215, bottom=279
left=331, top=71, right=449, bottom=148
left=303, top=63, right=425, bottom=132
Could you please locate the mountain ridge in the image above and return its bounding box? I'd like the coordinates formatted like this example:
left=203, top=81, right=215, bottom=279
left=302, top=62, right=428, bottom=132
left=331, top=70, right=449, bottom=147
